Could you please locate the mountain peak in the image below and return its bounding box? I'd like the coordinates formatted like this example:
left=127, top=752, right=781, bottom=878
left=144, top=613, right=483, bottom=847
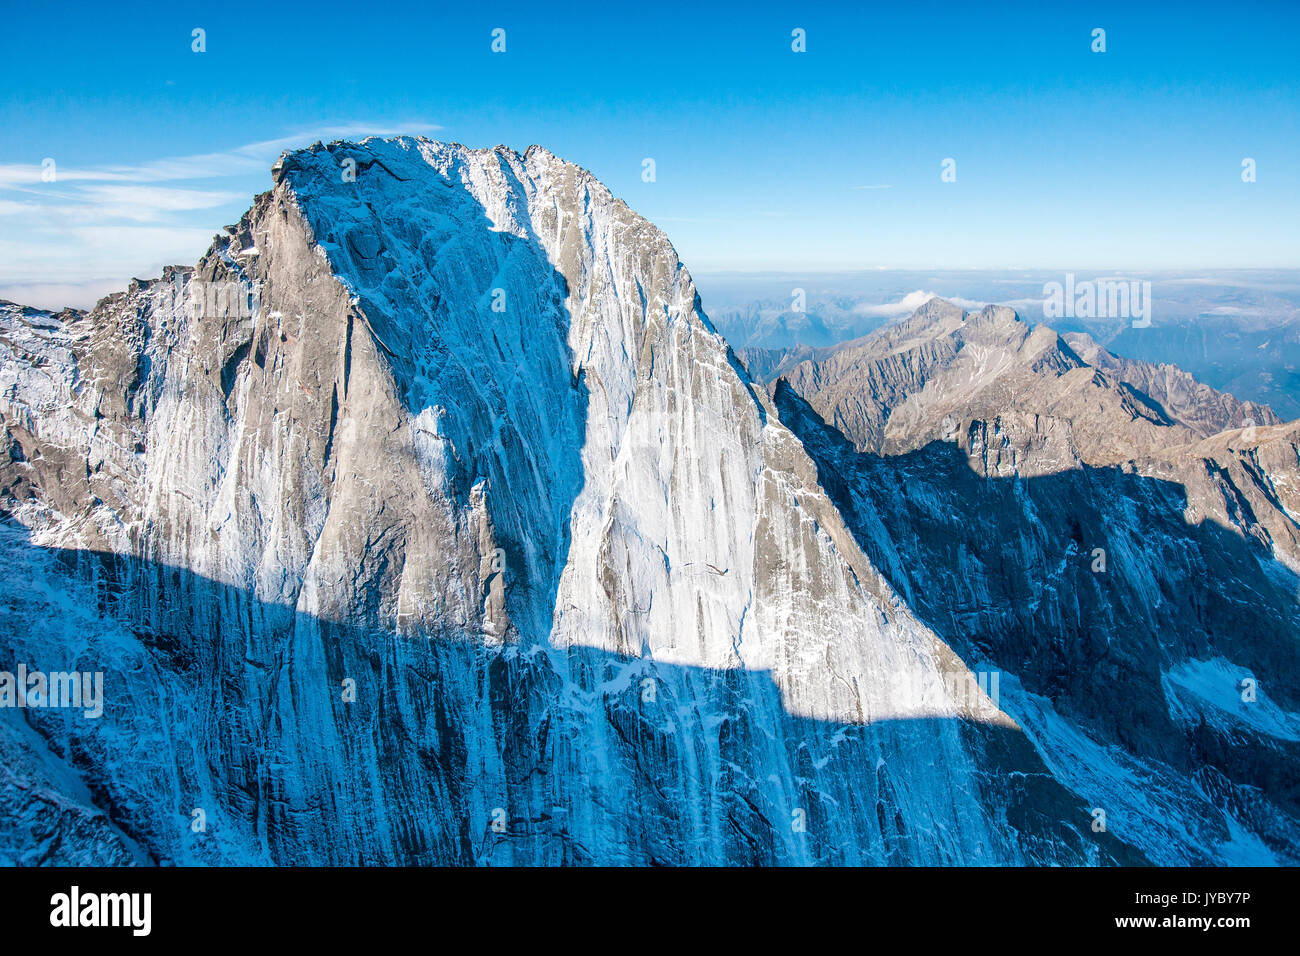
left=778, top=296, right=1283, bottom=464
left=4, top=140, right=1086, bottom=865
left=4, top=141, right=1292, bottom=867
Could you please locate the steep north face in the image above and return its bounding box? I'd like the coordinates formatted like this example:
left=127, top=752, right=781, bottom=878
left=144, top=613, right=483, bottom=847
left=0, top=138, right=1278, bottom=864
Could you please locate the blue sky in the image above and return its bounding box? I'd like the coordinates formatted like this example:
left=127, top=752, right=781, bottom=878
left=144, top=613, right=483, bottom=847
left=1, top=0, right=1297, bottom=307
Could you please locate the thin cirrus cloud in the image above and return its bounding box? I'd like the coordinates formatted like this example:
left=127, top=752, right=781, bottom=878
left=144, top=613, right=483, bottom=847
left=0, top=121, right=440, bottom=310
left=0, top=123, right=442, bottom=186
left=1, top=186, right=250, bottom=224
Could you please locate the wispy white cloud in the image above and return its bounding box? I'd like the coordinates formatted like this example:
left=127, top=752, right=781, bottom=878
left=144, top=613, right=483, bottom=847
left=76, top=184, right=247, bottom=210
left=852, top=290, right=987, bottom=317
left=0, top=186, right=249, bottom=224
left=0, top=227, right=222, bottom=274
left=0, top=121, right=441, bottom=307
left=0, top=122, right=442, bottom=187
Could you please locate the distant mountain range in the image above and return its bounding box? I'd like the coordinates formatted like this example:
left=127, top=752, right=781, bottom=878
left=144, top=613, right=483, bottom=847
left=707, top=270, right=1300, bottom=419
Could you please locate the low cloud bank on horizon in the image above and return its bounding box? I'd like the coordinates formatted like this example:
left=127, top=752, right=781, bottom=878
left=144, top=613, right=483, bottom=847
left=852, top=290, right=989, bottom=317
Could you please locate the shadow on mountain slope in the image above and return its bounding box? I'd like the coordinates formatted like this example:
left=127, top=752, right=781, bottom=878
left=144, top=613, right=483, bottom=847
left=773, top=381, right=1300, bottom=864
left=0, top=525, right=1145, bottom=867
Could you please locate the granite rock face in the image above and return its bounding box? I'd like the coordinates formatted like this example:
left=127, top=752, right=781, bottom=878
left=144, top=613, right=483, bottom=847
left=0, top=140, right=1283, bottom=865
left=776, top=299, right=1300, bottom=864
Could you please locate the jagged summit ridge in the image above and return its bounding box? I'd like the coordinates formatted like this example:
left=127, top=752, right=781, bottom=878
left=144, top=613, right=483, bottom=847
left=780, top=294, right=1283, bottom=466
